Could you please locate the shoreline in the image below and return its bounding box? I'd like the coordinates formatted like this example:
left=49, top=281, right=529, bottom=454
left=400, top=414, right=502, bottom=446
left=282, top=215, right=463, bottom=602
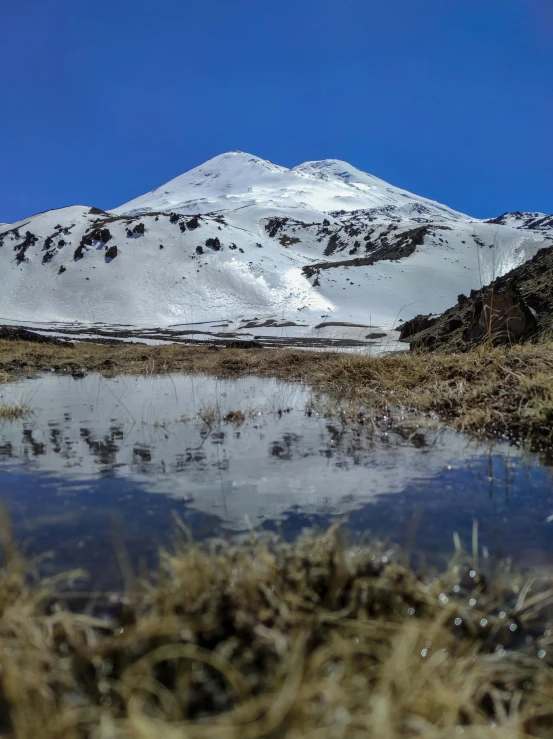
left=1, top=338, right=552, bottom=452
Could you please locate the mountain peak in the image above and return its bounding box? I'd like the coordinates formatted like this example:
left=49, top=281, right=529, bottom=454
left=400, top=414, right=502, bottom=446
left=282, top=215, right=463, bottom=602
left=112, top=151, right=467, bottom=220
left=200, top=151, right=284, bottom=170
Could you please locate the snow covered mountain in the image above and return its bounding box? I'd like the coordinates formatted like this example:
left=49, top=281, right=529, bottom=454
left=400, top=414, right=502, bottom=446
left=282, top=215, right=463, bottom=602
left=114, top=151, right=465, bottom=221
left=1, top=151, right=551, bottom=343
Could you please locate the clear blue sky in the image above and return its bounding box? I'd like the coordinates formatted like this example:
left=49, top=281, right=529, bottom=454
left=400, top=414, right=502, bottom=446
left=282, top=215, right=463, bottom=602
left=1, top=0, right=551, bottom=223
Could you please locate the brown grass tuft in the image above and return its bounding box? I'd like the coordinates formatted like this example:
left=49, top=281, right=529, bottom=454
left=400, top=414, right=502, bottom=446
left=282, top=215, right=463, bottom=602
left=0, top=402, right=31, bottom=420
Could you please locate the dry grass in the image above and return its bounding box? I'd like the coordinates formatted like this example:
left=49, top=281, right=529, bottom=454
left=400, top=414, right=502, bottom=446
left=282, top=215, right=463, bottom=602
left=1, top=339, right=553, bottom=448
left=2, top=522, right=553, bottom=738
left=0, top=402, right=31, bottom=420
left=199, top=406, right=250, bottom=426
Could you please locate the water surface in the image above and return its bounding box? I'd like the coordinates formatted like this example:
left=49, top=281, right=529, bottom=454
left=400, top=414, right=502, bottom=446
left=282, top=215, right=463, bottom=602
left=1, top=373, right=552, bottom=587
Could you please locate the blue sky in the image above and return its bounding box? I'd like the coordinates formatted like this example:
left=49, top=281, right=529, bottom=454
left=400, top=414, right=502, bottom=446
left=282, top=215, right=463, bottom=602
left=1, top=0, right=551, bottom=223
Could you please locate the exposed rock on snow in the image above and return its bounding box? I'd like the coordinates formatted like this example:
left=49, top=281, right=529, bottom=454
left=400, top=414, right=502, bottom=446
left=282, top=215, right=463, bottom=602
left=0, top=326, right=71, bottom=345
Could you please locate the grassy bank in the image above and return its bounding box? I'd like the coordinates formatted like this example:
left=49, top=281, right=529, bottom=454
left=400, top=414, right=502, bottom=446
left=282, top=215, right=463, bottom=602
left=1, top=339, right=553, bottom=450
left=1, top=524, right=553, bottom=738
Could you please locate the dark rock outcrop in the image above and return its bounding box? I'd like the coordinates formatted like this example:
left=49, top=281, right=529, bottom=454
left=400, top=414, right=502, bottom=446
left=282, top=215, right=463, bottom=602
left=127, top=223, right=145, bottom=238
left=303, top=225, right=446, bottom=279
left=74, top=244, right=85, bottom=260
left=96, top=228, right=112, bottom=243
left=0, top=327, right=72, bottom=346
left=264, top=217, right=289, bottom=238
left=22, top=231, right=39, bottom=247
left=398, top=314, right=437, bottom=340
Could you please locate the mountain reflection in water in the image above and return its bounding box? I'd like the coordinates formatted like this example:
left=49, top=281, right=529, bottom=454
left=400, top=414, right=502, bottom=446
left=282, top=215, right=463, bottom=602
left=1, top=373, right=552, bottom=586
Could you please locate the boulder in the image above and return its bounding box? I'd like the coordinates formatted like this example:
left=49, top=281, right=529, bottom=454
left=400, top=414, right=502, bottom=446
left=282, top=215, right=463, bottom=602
left=463, top=281, right=537, bottom=344
left=205, top=237, right=221, bottom=251
left=99, top=228, right=112, bottom=243
left=398, top=314, right=437, bottom=340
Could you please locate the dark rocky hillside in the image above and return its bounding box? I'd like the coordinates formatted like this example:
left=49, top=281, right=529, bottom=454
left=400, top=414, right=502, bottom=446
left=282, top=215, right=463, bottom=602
left=400, top=243, right=553, bottom=352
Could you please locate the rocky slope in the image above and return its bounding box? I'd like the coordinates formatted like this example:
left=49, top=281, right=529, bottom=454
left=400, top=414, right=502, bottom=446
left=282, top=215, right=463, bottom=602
left=400, top=244, right=553, bottom=352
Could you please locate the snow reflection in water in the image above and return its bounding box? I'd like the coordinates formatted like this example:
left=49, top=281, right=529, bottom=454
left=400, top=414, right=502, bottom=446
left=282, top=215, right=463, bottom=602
left=0, top=373, right=552, bottom=584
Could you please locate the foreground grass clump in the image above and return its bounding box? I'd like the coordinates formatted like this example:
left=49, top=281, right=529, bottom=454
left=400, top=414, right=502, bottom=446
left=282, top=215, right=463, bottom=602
left=2, top=525, right=553, bottom=737
left=1, top=339, right=553, bottom=447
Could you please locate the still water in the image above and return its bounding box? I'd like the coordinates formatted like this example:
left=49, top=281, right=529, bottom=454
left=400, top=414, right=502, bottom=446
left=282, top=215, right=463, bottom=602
left=1, top=373, right=552, bottom=587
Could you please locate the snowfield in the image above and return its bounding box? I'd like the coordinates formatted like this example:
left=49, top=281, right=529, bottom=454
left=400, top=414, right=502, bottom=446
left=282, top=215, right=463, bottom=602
left=1, top=151, right=551, bottom=344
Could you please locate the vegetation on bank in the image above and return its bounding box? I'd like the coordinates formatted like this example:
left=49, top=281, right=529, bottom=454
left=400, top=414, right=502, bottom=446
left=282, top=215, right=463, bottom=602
left=1, top=522, right=553, bottom=738
left=1, top=338, right=553, bottom=450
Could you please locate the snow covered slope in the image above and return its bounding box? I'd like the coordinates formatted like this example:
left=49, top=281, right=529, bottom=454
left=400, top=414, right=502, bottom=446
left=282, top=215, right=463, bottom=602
left=0, top=152, right=551, bottom=336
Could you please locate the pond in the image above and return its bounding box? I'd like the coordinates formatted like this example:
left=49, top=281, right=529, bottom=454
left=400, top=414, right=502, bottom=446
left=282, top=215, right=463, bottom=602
left=1, top=372, right=552, bottom=588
